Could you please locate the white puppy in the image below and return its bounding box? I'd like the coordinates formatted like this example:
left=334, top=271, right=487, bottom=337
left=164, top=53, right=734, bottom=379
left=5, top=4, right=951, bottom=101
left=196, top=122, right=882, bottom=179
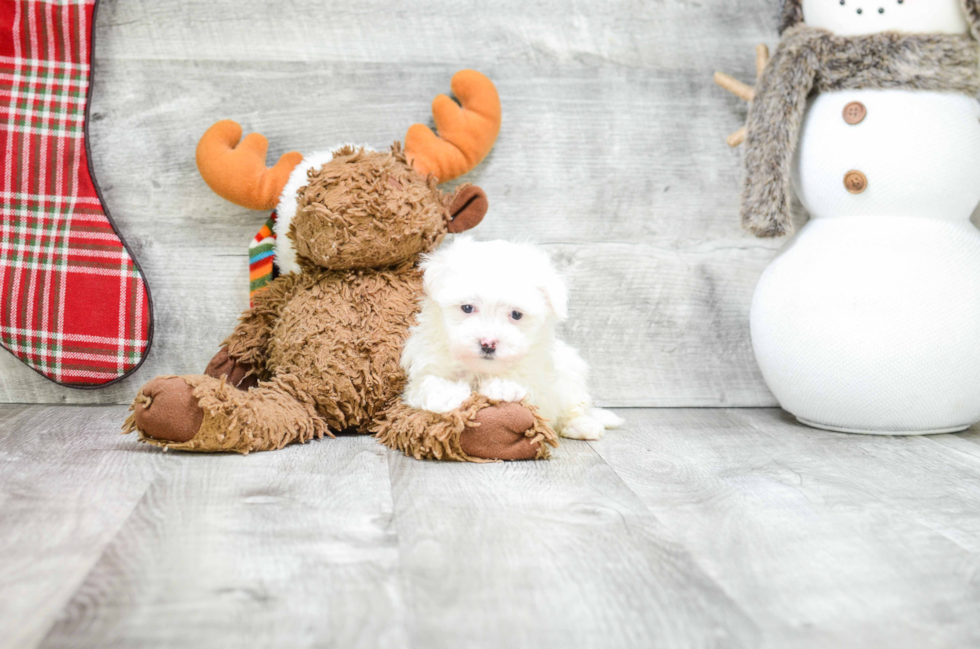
left=401, top=236, right=623, bottom=440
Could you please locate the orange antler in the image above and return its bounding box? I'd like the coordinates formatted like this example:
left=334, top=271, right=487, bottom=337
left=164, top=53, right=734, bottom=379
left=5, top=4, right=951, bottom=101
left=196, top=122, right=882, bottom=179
left=196, top=120, right=304, bottom=211
left=404, top=70, right=502, bottom=183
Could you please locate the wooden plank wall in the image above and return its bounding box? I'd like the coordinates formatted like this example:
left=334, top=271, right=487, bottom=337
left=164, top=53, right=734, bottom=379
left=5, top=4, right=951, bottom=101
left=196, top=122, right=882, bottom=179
left=0, top=0, right=799, bottom=405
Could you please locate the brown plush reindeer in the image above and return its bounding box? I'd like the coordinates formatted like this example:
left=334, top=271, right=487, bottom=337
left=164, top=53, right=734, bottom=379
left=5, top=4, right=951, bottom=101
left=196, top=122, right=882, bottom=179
left=124, top=70, right=558, bottom=462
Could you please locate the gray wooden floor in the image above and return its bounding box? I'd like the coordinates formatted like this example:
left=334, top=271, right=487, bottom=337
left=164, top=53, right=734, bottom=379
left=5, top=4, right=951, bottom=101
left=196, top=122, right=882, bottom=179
left=2, top=405, right=979, bottom=649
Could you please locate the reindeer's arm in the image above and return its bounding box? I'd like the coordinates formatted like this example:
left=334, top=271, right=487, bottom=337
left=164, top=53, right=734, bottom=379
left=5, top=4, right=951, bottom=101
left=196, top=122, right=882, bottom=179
left=208, top=272, right=308, bottom=386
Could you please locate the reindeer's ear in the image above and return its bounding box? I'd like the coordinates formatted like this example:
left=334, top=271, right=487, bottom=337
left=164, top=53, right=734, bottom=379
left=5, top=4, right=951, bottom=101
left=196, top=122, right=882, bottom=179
left=447, top=185, right=488, bottom=233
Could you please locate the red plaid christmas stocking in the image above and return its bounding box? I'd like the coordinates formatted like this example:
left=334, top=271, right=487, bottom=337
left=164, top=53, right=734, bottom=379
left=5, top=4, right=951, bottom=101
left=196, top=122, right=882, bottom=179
left=0, top=0, right=152, bottom=388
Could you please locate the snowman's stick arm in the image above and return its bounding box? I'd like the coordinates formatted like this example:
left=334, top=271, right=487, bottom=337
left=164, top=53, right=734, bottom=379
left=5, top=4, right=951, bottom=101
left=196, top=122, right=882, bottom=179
left=714, top=44, right=771, bottom=148
left=756, top=44, right=770, bottom=78
left=727, top=127, right=747, bottom=148
left=714, top=72, right=755, bottom=102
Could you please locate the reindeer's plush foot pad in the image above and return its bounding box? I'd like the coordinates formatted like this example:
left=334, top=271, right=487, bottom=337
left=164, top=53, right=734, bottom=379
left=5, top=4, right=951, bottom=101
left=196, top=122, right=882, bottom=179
left=374, top=394, right=558, bottom=462
left=127, top=376, right=204, bottom=444
left=461, top=401, right=548, bottom=460
left=123, top=375, right=330, bottom=454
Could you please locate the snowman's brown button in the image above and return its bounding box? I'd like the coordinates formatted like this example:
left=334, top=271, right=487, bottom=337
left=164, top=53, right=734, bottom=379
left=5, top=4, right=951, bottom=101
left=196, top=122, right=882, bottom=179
left=843, top=101, right=867, bottom=125
left=844, top=170, right=868, bottom=194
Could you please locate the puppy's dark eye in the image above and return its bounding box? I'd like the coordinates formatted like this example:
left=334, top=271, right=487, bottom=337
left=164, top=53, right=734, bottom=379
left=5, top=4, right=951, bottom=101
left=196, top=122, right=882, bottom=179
left=461, top=304, right=474, bottom=314
left=511, top=310, right=523, bottom=320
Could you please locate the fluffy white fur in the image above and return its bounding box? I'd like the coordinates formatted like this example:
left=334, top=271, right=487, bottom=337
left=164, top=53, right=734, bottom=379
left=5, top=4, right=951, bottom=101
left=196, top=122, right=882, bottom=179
left=401, top=237, right=623, bottom=440
left=274, top=144, right=375, bottom=275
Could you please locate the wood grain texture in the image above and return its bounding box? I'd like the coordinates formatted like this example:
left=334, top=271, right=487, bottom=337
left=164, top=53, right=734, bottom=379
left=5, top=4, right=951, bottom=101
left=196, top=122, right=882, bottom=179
left=0, top=406, right=406, bottom=649
left=4, top=405, right=980, bottom=648
left=0, top=0, right=792, bottom=405
left=385, top=441, right=759, bottom=649
left=592, top=409, right=980, bottom=649
left=37, top=440, right=407, bottom=649
left=0, top=406, right=163, bottom=649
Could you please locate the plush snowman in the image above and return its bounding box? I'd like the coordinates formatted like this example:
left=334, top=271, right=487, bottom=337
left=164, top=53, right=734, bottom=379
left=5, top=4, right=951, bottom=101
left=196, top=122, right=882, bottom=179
left=717, top=0, right=980, bottom=434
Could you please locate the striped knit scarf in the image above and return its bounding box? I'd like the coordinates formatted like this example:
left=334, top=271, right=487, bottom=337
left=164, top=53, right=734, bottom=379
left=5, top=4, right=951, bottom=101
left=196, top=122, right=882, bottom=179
left=248, top=212, right=279, bottom=306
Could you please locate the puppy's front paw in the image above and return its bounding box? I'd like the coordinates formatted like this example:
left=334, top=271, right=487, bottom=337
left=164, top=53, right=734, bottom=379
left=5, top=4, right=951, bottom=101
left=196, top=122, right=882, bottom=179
left=479, top=378, right=528, bottom=403
left=418, top=377, right=472, bottom=414
left=561, top=416, right=604, bottom=441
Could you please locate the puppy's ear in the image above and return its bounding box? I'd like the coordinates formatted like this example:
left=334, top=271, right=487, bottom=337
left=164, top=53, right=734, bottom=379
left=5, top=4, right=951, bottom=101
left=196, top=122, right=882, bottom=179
left=419, top=250, right=446, bottom=298
left=420, top=236, right=470, bottom=300
left=539, top=265, right=569, bottom=321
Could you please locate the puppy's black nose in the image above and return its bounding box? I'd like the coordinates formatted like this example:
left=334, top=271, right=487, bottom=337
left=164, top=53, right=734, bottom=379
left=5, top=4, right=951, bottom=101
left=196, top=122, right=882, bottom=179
left=480, top=339, right=497, bottom=355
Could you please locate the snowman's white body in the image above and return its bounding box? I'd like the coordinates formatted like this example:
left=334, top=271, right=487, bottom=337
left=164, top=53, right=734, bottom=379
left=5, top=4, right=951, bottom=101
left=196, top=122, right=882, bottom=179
left=749, top=2, right=980, bottom=433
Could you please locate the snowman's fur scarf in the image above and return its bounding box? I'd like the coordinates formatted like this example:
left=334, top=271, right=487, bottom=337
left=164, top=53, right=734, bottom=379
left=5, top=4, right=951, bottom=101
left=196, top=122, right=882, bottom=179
left=778, top=0, right=804, bottom=35
left=965, top=0, right=980, bottom=40
left=779, top=0, right=980, bottom=38
left=742, top=24, right=980, bottom=237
